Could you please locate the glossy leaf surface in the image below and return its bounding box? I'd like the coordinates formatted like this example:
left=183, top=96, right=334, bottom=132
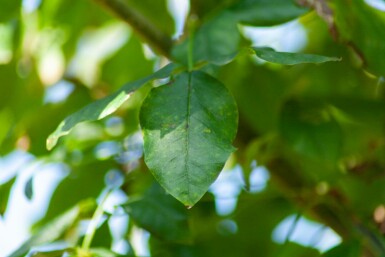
left=140, top=71, right=238, bottom=206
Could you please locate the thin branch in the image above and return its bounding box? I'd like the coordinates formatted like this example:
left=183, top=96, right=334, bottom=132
left=91, top=0, right=173, bottom=57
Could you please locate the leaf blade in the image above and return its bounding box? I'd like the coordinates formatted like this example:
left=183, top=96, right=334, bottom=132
left=140, top=71, right=238, bottom=206
left=46, top=63, right=176, bottom=150
left=252, top=47, right=341, bottom=65
left=230, top=0, right=309, bottom=26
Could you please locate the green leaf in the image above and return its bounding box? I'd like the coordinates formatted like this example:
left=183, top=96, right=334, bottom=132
left=30, top=249, right=75, bottom=257
left=46, top=63, right=176, bottom=150
left=125, top=0, right=175, bottom=37
left=0, top=177, right=15, bottom=215
left=89, top=247, right=134, bottom=257
left=322, top=240, right=361, bottom=257
left=40, top=160, right=112, bottom=224
left=0, top=0, right=21, bottom=22
left=274, top=242, right=321, bottom=257
left=331, top=0, right=385, bottom=76
left=122, top=184, right=191, bottom=242
left=252, top=47, right=341, bottom=65
left=140, top=71, right=238, bottom=206
left=172, top=12, right=240, bottom=66
left=8, top=200, right=96, bottom=257
left=230, top=0, right=309, bottom=26
left=280, top=100, right=342, bottom=162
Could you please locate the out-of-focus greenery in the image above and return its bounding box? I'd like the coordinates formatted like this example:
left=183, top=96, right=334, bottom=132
left=1, top=0, right=385, bottom=256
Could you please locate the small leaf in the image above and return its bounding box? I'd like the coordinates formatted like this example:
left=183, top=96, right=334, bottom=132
left=140, top=71, right=238, bottom=206
left=230, top=0, right=309, bottom=26
left=46, top=63, right=177, bottom=150
left=122, top=184, right=191, bottom=242
left=252, top=47, right=341, bottom=65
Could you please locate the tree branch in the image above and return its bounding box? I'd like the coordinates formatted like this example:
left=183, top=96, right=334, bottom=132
left=91, top=0, right=173, bottom=57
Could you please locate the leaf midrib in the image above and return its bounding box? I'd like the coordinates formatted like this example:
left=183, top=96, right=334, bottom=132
left=184, top=72, right=193, bottom=203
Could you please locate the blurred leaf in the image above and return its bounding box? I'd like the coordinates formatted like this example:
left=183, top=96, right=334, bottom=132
left=322, top=240, right=361, bottom=257
left=275, top=242, right=321, bottom=257
left=0, top=0, right=21, bottom=22
left=89, top=247, right=134, bottom=257
left=219, top=57, right=288, bottom=133
left=47, top=63, right=177, bottom=150
left=150, top=236, right=201, bottom=257
left=87, top=219, right=112, bottom=249
left=0, top=109, right=13, bottom=147
left=122, top=183, right=191, bottom=242
left=125, top=0, right=175, bottom=36
left=24, top=176, right=34, bottom=200
left=9, top=200, right=96, bottom=257
left=230, top=0, right=309, bottom=26
left=0, top=177, right=15, bottom=215
left=41, top=160, right=113, bottom=224
left=280, top=100, right=342, bottom=162
left=331, top=0, right=385, bottom=76
left=140, top=71, right=238, bottom=206
left=39, top=0, right=112, bottom=60
left=252, top=47, right=341, bottom=65
left=190, top=0, right=238, bottom=18
left=101, top=35, right=154, bottom=90
left=30, top=248, right=75, bottom=257
left=172, top=12, right=240, bottom=66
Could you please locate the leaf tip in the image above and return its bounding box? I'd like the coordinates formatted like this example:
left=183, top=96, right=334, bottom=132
left=46, top=136, right=57, bottom=151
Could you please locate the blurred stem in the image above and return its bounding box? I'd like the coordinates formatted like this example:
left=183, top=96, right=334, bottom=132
left=81, top=190, right=111, bottom=251
left=91, top=0, right=173, bottom=57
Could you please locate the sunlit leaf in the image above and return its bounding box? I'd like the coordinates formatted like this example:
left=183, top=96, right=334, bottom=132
left=252, top=47, right=341, bottom=65
left=230, top=0, right=309, bottom=26
left=140, top=71, right=238, bottom=206
left=47, top=63, right=177, bottom=150
left=122, top=184, right=191, bottom=242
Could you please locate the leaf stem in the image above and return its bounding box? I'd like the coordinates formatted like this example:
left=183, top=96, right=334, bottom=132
left=81, top=189, right=111, bottom=251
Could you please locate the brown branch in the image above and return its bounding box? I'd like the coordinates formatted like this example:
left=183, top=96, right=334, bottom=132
left=91, top=0, right=173, bottom=57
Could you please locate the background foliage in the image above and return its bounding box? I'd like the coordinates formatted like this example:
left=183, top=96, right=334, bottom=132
left=1, top=0, right=385, bottom=256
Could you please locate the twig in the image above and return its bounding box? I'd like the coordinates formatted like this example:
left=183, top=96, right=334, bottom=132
left=91, top=0, right=173, bottom=57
